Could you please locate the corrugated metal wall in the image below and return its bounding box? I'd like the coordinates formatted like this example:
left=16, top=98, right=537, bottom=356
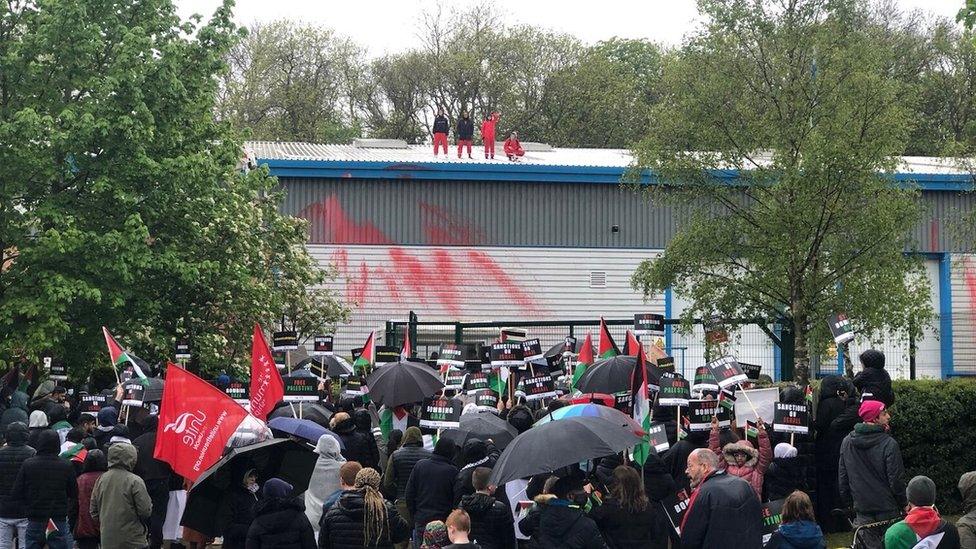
left=310, top=244, right=665, bottom=354
left=952, top=254, right=976, bottom=374
left=280, top=177, right=976, bottom=252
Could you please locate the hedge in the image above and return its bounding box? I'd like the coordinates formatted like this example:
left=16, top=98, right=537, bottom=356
left=890, top=378, right=976, bottom=515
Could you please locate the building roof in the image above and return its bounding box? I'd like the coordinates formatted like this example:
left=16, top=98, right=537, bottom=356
left=248, top=140, right=975, bottom=189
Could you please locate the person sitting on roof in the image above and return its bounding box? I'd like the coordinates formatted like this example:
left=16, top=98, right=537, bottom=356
left=503, top=132, right=524, bottom=162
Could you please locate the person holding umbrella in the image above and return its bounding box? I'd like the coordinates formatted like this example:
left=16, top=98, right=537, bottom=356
left=246, top=478, right=316, bottom=549
left=318, top=467, right=410, bottom=549
left=215, top=468, right=259, bottom=549
left=517, top=472, right=605, bottom=549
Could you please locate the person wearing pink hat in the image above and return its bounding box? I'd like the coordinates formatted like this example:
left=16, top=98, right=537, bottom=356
left=838, top=400, right=906, bottom=549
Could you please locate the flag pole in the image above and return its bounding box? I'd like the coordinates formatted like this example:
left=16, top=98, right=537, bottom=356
left=738, top=384, right=760, bottom=419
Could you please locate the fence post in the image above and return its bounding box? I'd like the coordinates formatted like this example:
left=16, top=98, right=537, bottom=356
left=385, top=321, right=394, bottom=348
left=454, top=323, right=463, bottom=344
left=408, top=311, right=418, bottom=358
left=909, top=318, right=917, bottom=380
left=780, top=322, right=795, bottom=382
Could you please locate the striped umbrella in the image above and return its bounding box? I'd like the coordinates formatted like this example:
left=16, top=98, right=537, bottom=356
left=534, top=403, right=644, bottom=436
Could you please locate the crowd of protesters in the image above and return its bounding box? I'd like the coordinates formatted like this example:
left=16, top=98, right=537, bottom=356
left=1, top=348, right=975, bottom=549
left=431, top=109, right=523, bottom=162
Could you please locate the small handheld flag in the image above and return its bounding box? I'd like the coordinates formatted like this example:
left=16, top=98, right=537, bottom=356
left=354, top=332, right=376, bottom=374
left=598, top=318, right=620, bottom=359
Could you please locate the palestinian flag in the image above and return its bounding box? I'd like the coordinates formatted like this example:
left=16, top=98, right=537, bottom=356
left=490, top=367, right=510, bottom=397
left=0, top=367, right=19, bottom=399
left=17, top=364, right=36, bottom=394
left=719, top=387, right=736, bottom=413
left=572, top=333, right=594, bottom=391
left=598, top=318, right=619, bottom=359
left=400, top=333, right=412, bottom=361
left=622, top=330, right=641, bottom=356
left=353, top=332, right=376, bottom=374
left=59, top=443, right=88, bottom=463
left=45, top=519, right=58, bottom=539
left=630, top=348, right=652, bottom=466
left=102, top=327, right=150, bottom=384
left=379, top=405, right=410, bottom=441
left=805, top=385, right=814, bottom=405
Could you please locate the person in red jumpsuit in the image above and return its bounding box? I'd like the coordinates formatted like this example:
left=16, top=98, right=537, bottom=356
left=432, top=108, right=449, bottom=156
left=480, top=111, right=500, bottom=159
left=503, top=131, right=524, bottom=162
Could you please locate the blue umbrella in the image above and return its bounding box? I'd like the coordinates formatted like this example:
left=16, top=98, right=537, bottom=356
left=268, top=417, right=344, bottom=449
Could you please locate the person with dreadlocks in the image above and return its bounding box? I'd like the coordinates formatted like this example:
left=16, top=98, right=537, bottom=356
left=319, top=467, right=410, bottom=549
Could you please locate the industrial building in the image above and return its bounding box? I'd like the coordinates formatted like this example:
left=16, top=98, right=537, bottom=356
left=250, top=139, right=976, bottom=381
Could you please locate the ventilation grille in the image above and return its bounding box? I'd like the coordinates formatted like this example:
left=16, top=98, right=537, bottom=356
left=589, top=271, right=607, bottom=288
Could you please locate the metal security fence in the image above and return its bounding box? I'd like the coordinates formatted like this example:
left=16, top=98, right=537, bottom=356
left=385, top=313, right=786, bottom=381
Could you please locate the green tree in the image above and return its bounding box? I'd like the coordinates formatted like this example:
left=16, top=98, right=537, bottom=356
left=629, top=0, right=932, bottom=385
left=0, top=0, right=346, bottom=378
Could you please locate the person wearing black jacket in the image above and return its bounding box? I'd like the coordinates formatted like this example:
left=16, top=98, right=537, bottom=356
left=216, top=468, right=259, bottom=549
left=406, top=438, right=459, bottom=547
left=518, top=474, right=605, bottom=549
left=852, top=349, right=895, bottom=407
left=0, top=422, right=35, bottom=549
left=246, top=478, right=316, bottom=549
left=589, top=465, right=658, bottom=549
left=132, top=416, right=174, bottom=549
left=433, top=109, right=449, bottom=156
left=454, top=439, right=499, bottom=506
left=642, top=453, right=678, bottom=548
left=318, top=467, right=410, bottom=549
left=456, top=112, right=474, bottom=159
left=680, top=449, right=762, bottom=549
left=330, top=412, right=379, bottom=470
left=459, top=468, right=515, bottom=549
left=814, top=375, right=858, bottom=531
left=10, top=429, right=77, bottom=549
left=382, top=426, right=430, bottom=528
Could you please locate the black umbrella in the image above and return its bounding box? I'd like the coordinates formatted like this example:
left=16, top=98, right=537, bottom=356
left=488, top=415, right=643, bottom=486
left=294, top=356, right=353, bottom=379
left=576, top=355, right=638, bottom=394
left=182, top=439, right=316, bottom=537
left=366, top=360, right=444, bottom=408
left=441, top=412, right=519, bottom=450
left=268, top=402, right=334, bottom=429
left=543, top=340, right=595, bottom=359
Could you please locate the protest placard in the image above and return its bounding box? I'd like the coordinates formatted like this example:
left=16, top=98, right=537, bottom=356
left=658, top=375, right=691, bottom=407
left=687, top=399, right=731, bottom=431
left=707, top=356, right=748, bottom=389
left=773, top=402, right=810, bottom=435
left=419, top=397, right=462, bottom=429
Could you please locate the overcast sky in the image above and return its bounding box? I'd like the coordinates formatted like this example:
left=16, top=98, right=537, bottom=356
left=175, top=0, right=965, bottom=56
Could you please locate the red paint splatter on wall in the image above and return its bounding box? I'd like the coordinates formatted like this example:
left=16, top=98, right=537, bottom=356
left=964, top=258, right=976, bottom=330
left=300, top=195, right=392, bottom=245
left=466, top=249, right=541, bottom=314
left=420, top=202, right=487, bottom=245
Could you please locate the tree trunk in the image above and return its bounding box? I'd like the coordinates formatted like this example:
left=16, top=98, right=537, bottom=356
left=793, top=314, right=810, bottom=386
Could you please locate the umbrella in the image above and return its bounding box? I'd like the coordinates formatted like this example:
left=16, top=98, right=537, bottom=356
left=576, top=355, right=638, bottom=394
left=268, top=402, right=334, bottom=429
left=182, top=439, right=316, bottom=537
left=441, top=412, right=519, bottom=450
left=534, top=403, right=644, bottom=436
left=366, top=360, right=444, bottom=408
left=295, top=356, right=353, bottom=379
left=488, top=415, right=643, bottom=486
left=268, top=417, right=344, bottom=448
left=544, top=340, right=595, bottom=359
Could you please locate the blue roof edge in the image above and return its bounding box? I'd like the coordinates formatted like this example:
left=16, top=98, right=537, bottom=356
left=258, top=158, right=975, bottom=191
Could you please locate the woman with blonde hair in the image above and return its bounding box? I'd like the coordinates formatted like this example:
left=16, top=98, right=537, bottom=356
left=319, top=467, right=411, bottom=548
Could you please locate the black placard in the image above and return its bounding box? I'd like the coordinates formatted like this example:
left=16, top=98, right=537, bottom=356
left=375, top=346, right=399, bottom=365
left=48, top=357, right=68, bottom=381
left=464, top=372, right=491, bottom=394
left=437, top=343, right=465, bottom=369
left=313, top=335, right=334, bottom=356
left=444, top=368, right=465, bottom=390
left=647, top=422, right=670, bottom=454
left=419, top=396, right=462, bottom=429
left=175, top=339, right=191, bottom=361
left=707, top=356, right=748, bottom=389
left=521, top=339, right=543, bottom=362
left=656, top=356, right=675, bottom=373
left=762, top=499, right=786, bottom=543
left=272, top=350, right=287, bottom=370
left=79, top=393, right=108, bottom=413
left=516, top=373, right=558, bottom=401
left=272, top=331, right=299, bottom=351
left=343, top=376, right=365, bottom=397
left=563, top=336, right=577, bottom=356
left=692, top=366, right=719, bottom=394
left=473, top=389, right=499, bottom=410
left=829, top=313, right=855, bottom=345
left=613, top=391, right=633, bottom=415
left=222, top=380, right=249, bottom=403
left=661, top=488, right=692, bottom=536
left=122, top=381, right=146, bottom=406
left=658, top=375, right=691, bottom=407
left=773, top=402, right=810, bottom=435
left=741, top=362, right=762, bottom=380
left=283, top=376, right=318, bottom=402
left=490, top=343, right=524, bottom=369
left=634, top=313, right=666, bottom=336
left=687, top=399, right=730, bottom=431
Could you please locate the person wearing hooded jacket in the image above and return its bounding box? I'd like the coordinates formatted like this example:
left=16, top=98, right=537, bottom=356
left=518, top=473, right=605, bottom=549
left=331, top=412, right=379, bottom=470
left=246, top=478, right=316, bottom=549
left=453, top=439, right=500, bottom=506
left=838, top=400, right=905, bottom=548
left=91, top=442, right=152, bottom=549
left=305, top=434, right=345, bottom=535
left=11, top=429, right=77, bottom=549
left=382, top=426, right=430, bottom=529
left=0, top=391, right=29, bottom=433
left=852, top=349, right=894, bottom=407
left=764, top=490, right=826, bottom=549
left=93, top=406, right=118, bottom=450
left=0, top=422, right=35, bottom=549
left=884, top=476, right=960, bottom=549
left=709, top=416, right=771, bottom=498
left=216, top=468, right=260, bottom=549
left=957, top=471, right=976, bottom=548
left=458, top=467, right=515, bottom=549
left=318, top=467, right=410, bottom=549
left=74, top=450, right=107, bottom=549
left=406, top=438, right=459, bottom=546
left=813, top=375, right=858, bottom=531
left=26, top=410, right=48, bottom=450
left=764, top=443, right=804, bottom=502
left=641, top=453, right=678, bottom=548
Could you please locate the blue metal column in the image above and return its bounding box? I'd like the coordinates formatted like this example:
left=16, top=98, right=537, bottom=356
left=939, top=253, right=954, bottom=378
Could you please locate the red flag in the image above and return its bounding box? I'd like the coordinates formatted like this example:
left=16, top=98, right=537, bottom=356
left=250, top=324, right=284, bottom=420
left=577, top=333, right=594, bottom=365
left=598, top=318, right=619, bottom=358
left=154, top=364, right=248, bottom=482
left=623, top=330, right=641, bottom=356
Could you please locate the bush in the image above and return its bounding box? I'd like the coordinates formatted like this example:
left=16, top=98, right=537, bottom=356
left=891, top=378, right=976, bottom=515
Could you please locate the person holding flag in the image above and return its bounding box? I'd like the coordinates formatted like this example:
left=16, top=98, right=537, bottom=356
left=630, top=341, right=653, bottom=467
left=102, top=328, right=151, bottom=384
left=708, top=413, right=771, bottom=498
